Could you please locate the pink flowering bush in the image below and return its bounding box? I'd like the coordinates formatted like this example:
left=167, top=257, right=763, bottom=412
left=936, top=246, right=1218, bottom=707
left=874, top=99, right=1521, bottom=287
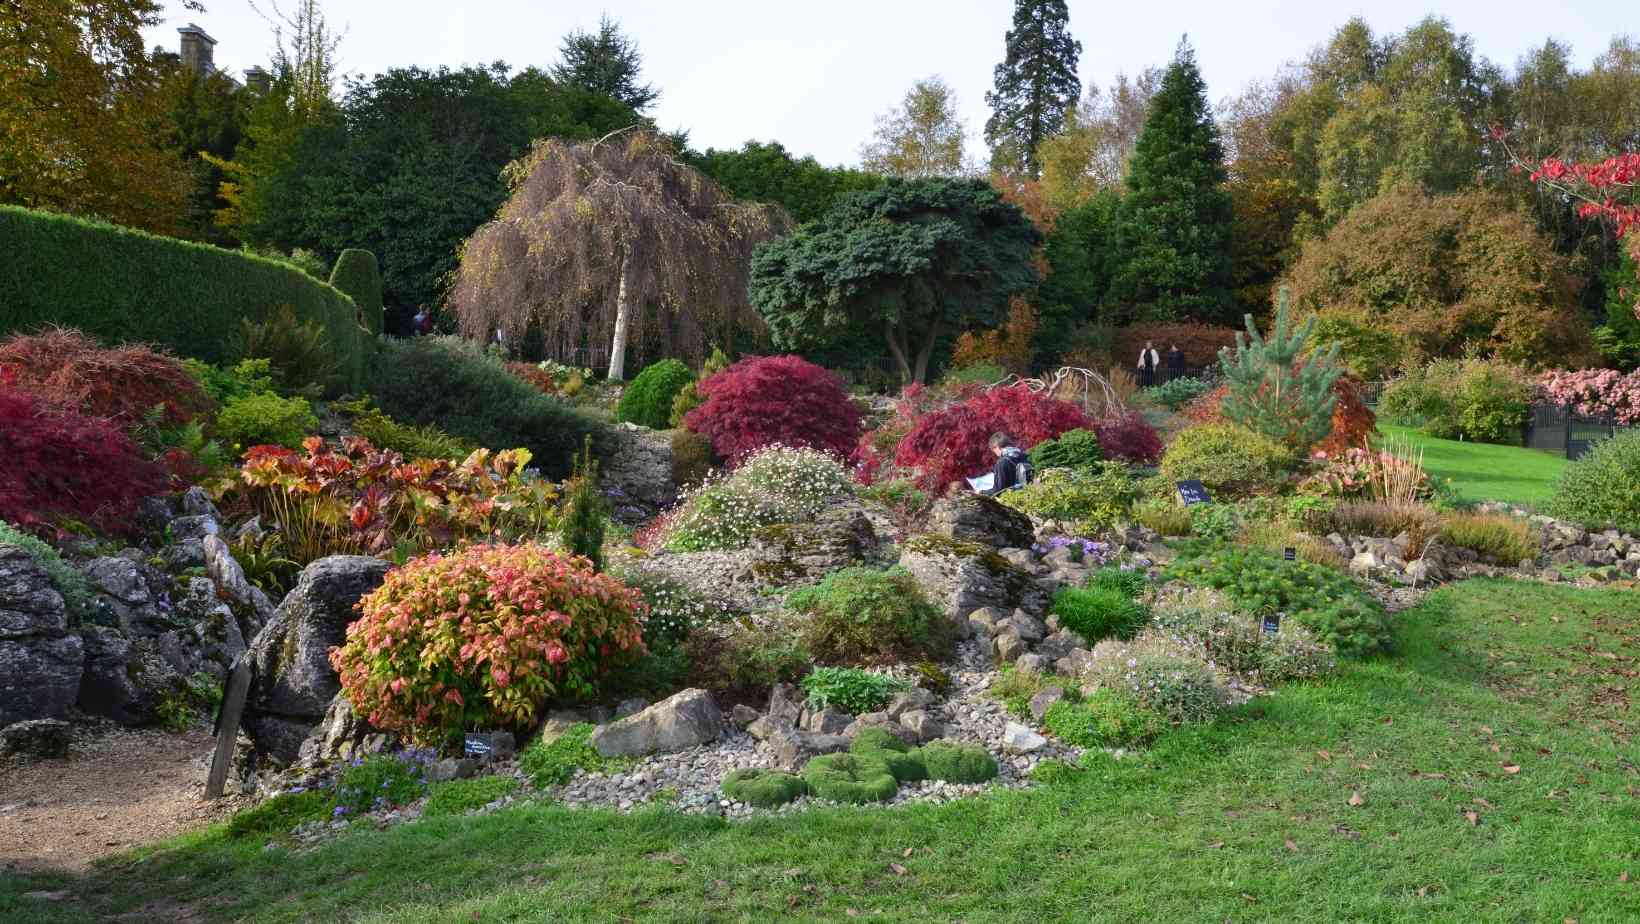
left=1300, top=447, right=1431, bottom=501
left=331, top=543, right=647, bottom=746
left=1538, top=368, right=1640, bottom=425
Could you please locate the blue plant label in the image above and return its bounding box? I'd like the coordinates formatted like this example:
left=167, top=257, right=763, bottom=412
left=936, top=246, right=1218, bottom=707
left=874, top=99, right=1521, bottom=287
left=463, top=733, right=493, bottom=757
left=1284, top=546, right=1296, bottom=561
left=1261, top=613, right=1281, bottom=635
left=1175, top=480, right=1211, bottom=505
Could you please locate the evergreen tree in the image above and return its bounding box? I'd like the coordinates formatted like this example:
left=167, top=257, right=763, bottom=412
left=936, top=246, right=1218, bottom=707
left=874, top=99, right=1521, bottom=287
left=560, top=436, right=608, bottom=572
left=551, top=15, right=659, bottom=112
left=1106, top=38, right=1234, bottom=324
left=1219, top=288, right=1341, bottom=454
left=983, top=0, right=1082, bottom=178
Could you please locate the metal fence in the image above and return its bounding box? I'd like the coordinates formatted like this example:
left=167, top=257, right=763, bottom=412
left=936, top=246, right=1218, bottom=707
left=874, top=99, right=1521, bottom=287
left=1358, top=380, right=1633, bottom=460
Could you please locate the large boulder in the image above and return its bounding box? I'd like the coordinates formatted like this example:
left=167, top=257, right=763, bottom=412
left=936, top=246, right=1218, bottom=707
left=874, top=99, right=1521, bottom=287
left=83, top=555, right=170, bottom=637
left=75, top=626, right=183, bottom=725
left=746, top=504, right=880, bottom=585
left=600, top=423, right=678, bottom=524
left=242, top=556, right=391, bottom=764
left=928, top=493, right=1035, bottom=550
left=0, top=546, right=84, bottom=726
left=590, top=688, right=722, bottom=758
left=203, top=533, right=274, bottom=635
left=0, top=718, right=73, bottom=760
left=898, top=534, right=1048, bottom=620
left=174, top=577, right=247, bottom=681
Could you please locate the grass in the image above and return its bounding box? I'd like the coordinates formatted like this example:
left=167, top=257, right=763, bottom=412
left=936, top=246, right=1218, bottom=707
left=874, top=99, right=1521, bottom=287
left=1378, top=424, right=1567, bottom=508
left=4, top=579, right=1639, bottom=922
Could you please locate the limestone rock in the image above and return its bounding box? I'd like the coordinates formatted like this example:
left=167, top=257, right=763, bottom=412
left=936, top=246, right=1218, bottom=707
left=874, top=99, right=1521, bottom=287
left=169, top=514, right=220, bottom=544
left=992, top=631, right=1028, bottom=664
left=590, top=688, right=722, bottom=758
left=296, top=693, right=392, bottom=767
left=766, top=683, right=805, bottom=726
left=1014, top=653, right=1050, bottom=675
left=426, top=758, right=480, bottom=782
left=0, top=546, right=84, bottom=726
left=600, top=424, right=678, bottom=524
left=804, top=708, right=852, bottom=736
left=899, top=534, right=1044, bottom=620
left=1028, top=686, right=1066, bottom=721
left=0, top=718, right=73, bottom=760
left=746, top=505, right=879, bottom=585
left=886, top=688, right=938, bottom=719
left=928, top=493, right=1035, bottom=549
left=1003, top=722, right=1047, bottom=754
left=203, top=534, right=274, bottom=634
left=767, top=727, right=849, bottom=770
left=898, top=709, right=944, bottom=743
left=730, top=704, right=761, bottom=729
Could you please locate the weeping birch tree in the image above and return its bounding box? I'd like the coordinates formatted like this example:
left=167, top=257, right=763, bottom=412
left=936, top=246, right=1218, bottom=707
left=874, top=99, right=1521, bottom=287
left=447, top=129, right=792, bottom=380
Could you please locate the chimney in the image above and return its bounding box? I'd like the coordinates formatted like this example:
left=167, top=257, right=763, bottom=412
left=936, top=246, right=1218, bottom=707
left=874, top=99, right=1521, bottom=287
left=178, top=23, right=217, bottom=74
left=243, top=66, right=271, bottom=94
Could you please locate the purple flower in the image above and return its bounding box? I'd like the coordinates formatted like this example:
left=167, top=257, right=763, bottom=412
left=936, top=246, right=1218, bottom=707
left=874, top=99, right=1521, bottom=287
left=333, top=806, right=349, bottom=817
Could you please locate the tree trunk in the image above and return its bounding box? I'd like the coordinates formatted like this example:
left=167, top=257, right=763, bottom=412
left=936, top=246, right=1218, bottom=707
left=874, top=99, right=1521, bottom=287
left=884, top=321, right=912, bottom=386
left=912, top=320, right=941, bottom=385
left=607, top=252, right=631, bottom=381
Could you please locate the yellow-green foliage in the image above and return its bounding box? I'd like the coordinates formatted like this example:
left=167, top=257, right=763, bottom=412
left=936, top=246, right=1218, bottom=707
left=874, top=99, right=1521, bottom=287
left=1439, top=513, right=1537, bottom=564
left=1160, top=424, right=1295, bottom=496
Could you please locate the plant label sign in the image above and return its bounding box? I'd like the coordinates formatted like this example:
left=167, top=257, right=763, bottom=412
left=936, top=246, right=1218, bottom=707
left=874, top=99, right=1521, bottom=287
left=464, top=733, right=494, bottom=758
left=1284, top=547, right=1297, bottom=561
left=1175, top=480, right=1212, bottom=506
left=1261, top=613, right=1281, bottom=635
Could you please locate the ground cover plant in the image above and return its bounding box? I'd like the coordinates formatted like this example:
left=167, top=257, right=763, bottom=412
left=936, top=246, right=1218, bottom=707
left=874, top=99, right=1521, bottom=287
left=654, top=444, right=852, bottom=551
left=8, top=580, right=1640, bottom=922
left=799, top=667, right=911, bottom=715
left=787, top=567, right=954, bottom=665
left=998, top=463, right=1136, bottom=532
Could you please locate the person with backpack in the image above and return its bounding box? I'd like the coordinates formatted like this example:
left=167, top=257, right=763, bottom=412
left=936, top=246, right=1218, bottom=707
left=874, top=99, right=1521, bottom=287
left=980, top=431, right=1031, bottom=496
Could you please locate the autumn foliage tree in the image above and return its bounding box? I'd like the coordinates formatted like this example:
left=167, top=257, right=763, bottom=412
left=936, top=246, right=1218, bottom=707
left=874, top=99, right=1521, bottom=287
left=448, top=130, right=792, bottom=380
left=683, top=355, right=862, bottom=464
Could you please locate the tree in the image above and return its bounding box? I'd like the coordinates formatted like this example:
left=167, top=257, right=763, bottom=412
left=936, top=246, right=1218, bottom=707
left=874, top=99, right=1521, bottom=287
left=1106, top=39, right=1235, bottom=324
left=154, top=52, right=253, bottom=245
left=1037, top=187, right=1120, bottom=344
left=1221, top=80, right=1321, bottom=314
left=551, top=14, right=658, bottom=112
left=1283, top=184, right=1597, bottom=368
left=0, top=0, right=190, bottom=232
left=983, top=0, right=1082, bottom=178
left=749, top=178, right=1041, bottom=385
left=448, top=130, right=792, bottom=381
left=1219, top=288, right=1341, bottom=454
left=685, top=140, right=882, bottom=223
left=1037, top=69, right=1160, bottom=210
left=860, top=77, right=970, bottom=179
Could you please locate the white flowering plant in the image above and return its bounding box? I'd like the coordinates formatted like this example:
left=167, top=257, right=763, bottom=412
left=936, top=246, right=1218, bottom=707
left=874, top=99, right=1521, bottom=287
left=1090, top=634, right=1228, bottom=726
left=661, top=445, right=853, bottom=552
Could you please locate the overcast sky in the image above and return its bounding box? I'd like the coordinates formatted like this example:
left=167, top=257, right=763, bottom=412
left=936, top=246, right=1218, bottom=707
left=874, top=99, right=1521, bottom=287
left=146, top=0, right=1629, bottom=167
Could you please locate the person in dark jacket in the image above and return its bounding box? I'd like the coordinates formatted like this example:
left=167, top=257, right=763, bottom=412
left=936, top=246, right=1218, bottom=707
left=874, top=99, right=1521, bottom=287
left=981, top=432, right=1029, bottom=496
left=1165, top=343, right=1186, bottom=381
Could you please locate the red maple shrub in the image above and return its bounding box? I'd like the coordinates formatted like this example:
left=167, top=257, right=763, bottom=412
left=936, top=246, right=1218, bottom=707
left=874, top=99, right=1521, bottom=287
left=0, top=328, right=212, bottom=429
left=684, top=355, right=861, bottom=464
left=0, top=376, right=167, bottom=535
left=506, top=362, right=559, bottom=395
left=331, top=542, right=648, bottom=746
left=1092, top=411, right=1165, bottom=463
left=1179, top=376, right=1376, bottom=455
left=893, top=385, right=1094, bottom=492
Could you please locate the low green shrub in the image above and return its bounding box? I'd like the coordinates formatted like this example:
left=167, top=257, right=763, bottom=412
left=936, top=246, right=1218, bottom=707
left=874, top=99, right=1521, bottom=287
left=1381, top=358, right=1534, bottom=444
left=1087, top=565, right=1148, bottom=599
left=1160, top=424, right=1295, bottom=497
left=519, top=724, right=620, bottom=788
left=788, top=567, right=954, bottom=664
left=332, top=397, right=474, bottom=461
left=669, top=429, right=717, bottom=488
left=1091, top=642, right=1228, bottom=725
left=988, top=666, right=1069, bottom=719
left=1142, top=376, right=1209, bottom=411
left=1042, top=690, right=1165, bottom=748
left=1150, top=606, right=1337, bottom=684
left=234, top=305, right=342, bottom=398
left=1439, top=513, right=1537, bottom=564
left=0, top=520, right=95, bottom=625
left=1546, top=431, right=1640, bottom=534
left=1164, top=542, right=1392, bottom=658
left=215, top=392, right=318, bottom=450
left=1187, top=503, right=1240, bottom=541
left=1028, top=428, right=1103, bottom=473
left=1132, top=499, right=1193, bottom=536
left=721, top=768, right=809, bottom=807
left=617, top=359, right=695, bottom=429
left=800, top=667, right=912, bottom=715
left=422, top=776, right=519, bottom=818
left=370, top=337, right=603, bottom=481
left=918, top=741, right=998, bottom=783
left=1054, top=586, right=1148, bottom=645
left=801, top=753, right=899, bottom=803
left=330, top=755, right=428, bottom=820
left=184, top=357, right=275, bottom=404
left=684, top=622, right=811, bottom=697
left=998, top=462, right=1135, bottom=532
left=224, top=790, right=332, bottom=839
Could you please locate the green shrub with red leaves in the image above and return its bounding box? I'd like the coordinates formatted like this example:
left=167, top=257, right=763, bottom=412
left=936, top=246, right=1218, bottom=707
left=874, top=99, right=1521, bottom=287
left=332, top=543, right=648, bottom=746
left=684, top=354, right=861, bottom=464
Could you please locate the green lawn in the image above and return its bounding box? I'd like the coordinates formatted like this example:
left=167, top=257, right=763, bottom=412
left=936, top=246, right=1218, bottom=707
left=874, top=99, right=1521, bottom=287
left=1378, top=424, right=1568, bottom=508
left=5, top=579, right=1638, bottom=923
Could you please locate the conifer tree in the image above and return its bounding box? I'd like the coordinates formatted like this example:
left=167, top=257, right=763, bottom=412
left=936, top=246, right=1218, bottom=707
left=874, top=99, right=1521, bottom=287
left=983, top=0, right=1082, bottom=178
left=1219, top=287, right=1342, bottom=454
left=552, top=15, right=659, bottom=112
left=560, top=436, right=608, bottom=572
left=1106, top=38, right=1235, bottom=324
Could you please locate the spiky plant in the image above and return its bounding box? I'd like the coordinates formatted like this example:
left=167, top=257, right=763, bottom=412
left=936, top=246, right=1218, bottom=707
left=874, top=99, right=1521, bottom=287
left=560, top=436, right=608, bottom=572
left=1218, top=287, right=1342, bottom=454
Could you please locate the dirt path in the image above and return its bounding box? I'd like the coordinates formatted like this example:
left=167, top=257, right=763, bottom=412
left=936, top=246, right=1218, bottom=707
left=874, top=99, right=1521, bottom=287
left=0, top=721, right=246, bottom=874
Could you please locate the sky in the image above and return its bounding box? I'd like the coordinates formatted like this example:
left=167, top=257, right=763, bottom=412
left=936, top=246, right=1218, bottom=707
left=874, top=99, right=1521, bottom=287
left=145, top=0, right=1630, bottom=167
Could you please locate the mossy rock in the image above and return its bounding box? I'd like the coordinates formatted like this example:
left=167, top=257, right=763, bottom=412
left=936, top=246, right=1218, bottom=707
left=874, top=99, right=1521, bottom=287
left=721, top=768, right=809, bottom=808
left=849, top=727, right=910, bottom=754
left=801, top=753, right=900, bottom=804
left=919, top=741, right=998, bottom=784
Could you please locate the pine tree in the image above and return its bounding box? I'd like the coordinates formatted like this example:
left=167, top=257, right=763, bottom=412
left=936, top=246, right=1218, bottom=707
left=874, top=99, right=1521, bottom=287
left=551, top=15, right=659, bottom=112
left=983, top=0, right=1082, bottom=178
left=1106, top=38, right=1235, bottom=324
left=1219, top=288, right=1342, bottom=454
left=560, top=436, right=609, bottom=571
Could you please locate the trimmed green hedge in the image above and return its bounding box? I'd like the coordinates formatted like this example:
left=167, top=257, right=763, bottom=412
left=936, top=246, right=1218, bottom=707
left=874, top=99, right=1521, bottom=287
left=0, top=205, right=371, bottom=390
left=329, top=248, right=384, bottom=336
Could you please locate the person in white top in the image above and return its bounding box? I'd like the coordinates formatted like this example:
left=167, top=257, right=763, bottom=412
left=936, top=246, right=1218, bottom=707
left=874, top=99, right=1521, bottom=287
left=1136, top=340, right=1160, bottom=387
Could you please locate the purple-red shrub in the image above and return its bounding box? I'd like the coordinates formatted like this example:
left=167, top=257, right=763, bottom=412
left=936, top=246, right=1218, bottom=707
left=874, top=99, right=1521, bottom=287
left=0, top=328, right=212, bottom=428
left=331, top=542, right=648, bottom=746
left=0, top=376, right=167, bottom=535
left=893, top=385, right=1094, bottom=493
left=684, top=355, right=861, bottom=463
left=1091, top=411, right=1164, bottom=463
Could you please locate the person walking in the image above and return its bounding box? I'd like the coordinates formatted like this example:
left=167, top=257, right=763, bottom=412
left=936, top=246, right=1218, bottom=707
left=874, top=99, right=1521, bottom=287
left=1137, top=340, right=1160, bottom=387
left=1166, top=343, right=1186, bottom=382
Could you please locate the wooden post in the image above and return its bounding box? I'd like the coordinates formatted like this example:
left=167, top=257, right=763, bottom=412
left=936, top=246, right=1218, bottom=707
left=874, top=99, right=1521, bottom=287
left=205, top=659, right=253, bottom=799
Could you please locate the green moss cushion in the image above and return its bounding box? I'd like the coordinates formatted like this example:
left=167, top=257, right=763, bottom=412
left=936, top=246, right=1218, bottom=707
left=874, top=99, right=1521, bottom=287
left=721, top=768, right=809, bottom=808
left=919, top=741, right=998, bottom=784
left=801, top=753, right=900, bottom=804
left=848, top=727, right=910, bottom=754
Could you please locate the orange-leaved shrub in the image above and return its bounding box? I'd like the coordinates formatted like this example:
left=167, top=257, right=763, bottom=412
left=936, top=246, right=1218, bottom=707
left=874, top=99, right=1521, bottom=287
left=0, top=327, right=212, bottom=428
left=332, top=543, right=648, bottom=746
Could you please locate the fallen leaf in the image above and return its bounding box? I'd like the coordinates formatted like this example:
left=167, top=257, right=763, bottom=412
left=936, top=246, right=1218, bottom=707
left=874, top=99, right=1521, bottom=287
left=783, top=868, right=804, bottom=878
left=1473, top=798, right=1494, bottom=809
left=788, top=896, right=800, bottom=910
left=1316, top=749, right=1332, bottom=762
left=1284, top=837, right=1298, bottom=852
left=1621, top=871, right=1631, bottom=884
left=1207, top=841, right=1225, bottom=849
left=902, top=847, right=914, bottom=858
left=1241, top=893, right=1258, bottom=903
left=1479, top=726, right=1493, bottom=735
left=1465, top=811, right=1480, bottom=826
left=646, top=852, right=687, bottom=866
left=1502, top=764, right=1522, bottom=775
left=1348, top=791, right=1364, bottom=807
left=889, top=863, right=908, bottom=877
left=846, top=910, right=859, bottom=918
left=1416, top=886, right=1429, bottom=897
left=1489, top=744, right=1501, bottom=753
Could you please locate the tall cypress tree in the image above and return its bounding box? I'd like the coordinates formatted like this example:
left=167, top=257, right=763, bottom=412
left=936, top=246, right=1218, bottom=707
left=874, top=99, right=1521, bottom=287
left=1106, top=38, right=1235, bottom=324
left=983, top=0, right=1082, bottom=178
